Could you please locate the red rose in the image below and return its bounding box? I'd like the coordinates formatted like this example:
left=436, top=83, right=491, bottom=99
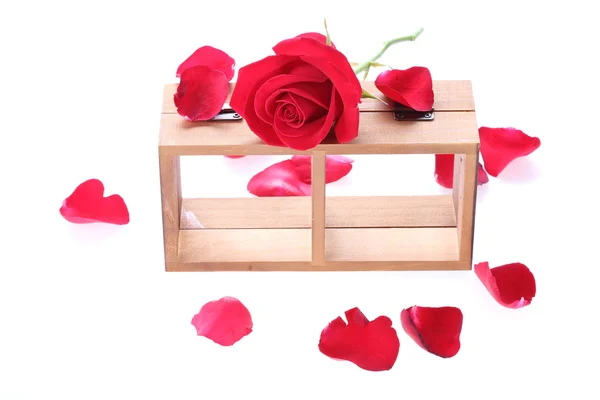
left=230, top=33, right=362, bottom=151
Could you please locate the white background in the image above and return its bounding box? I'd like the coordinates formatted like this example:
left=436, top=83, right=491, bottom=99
left=1, top=0, right=599, bottom=399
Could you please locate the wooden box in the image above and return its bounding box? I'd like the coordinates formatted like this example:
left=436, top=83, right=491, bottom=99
left=159, top=81, right=479, bottom=272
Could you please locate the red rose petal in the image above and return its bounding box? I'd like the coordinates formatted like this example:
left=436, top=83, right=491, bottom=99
left=273, top=84, right=338, bottom=151
left=318, top=307, right=400, bottom=372
left=478, top=163, right=490, bottom=184
left=434, top=154, right=488, bottom=188
left=272, top=37, right=362, bottom=146
left=290, top=155, right=354, bottom=184
left=229, top=55, right=297, bottom=147
left=176, top=45, right=235, bottom=81
left=174, top=65, right=229, bottom=121
left=479, top=127, right=541, bottom=177
left=295, top=32, right=336, bottom=48
left=273, top=37, right=361, bottom=98
left=474, top=262, right=537, bottom=309
left=375, top=67, right=434, bottom=111
left=400, top=306, right=463, bottom=358
left=59, top=179, right=129, bottom=225
left=191, top=297, right=253, bottom=346
left=247, top=160, right=311, bottom=196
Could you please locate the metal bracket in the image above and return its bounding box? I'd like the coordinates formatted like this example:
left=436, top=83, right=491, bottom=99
left=393, top=102, right=434, bottom=121
left=210, top=104, right=243, bottom=121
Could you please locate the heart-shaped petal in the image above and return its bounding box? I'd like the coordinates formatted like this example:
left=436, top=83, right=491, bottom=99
left=191, top=297, right=253, bottom=346
left=318, top=307, right=400, bottom=371
left=176, top=45, right=235, bottom=81
left=59, top=179, right=129, bottom=225
left=400, top=305, right=463, bottom=358
left=174, top=65, right=229, bottom=121
left=290, top=155, right=354, bottom=184
left=375, top=67, right=434, bottom=111
left=479, top=127, right=541, bottom=177
left=247, top=160, right=311, bottom=196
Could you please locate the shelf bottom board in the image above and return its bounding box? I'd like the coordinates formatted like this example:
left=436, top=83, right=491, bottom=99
left=177, top=227, right=460, bottom=264
left=167, top=260, right=471, bottom=272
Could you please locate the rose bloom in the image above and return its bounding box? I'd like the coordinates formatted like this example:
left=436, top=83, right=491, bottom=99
left=230, top=33, right=362, bottom=151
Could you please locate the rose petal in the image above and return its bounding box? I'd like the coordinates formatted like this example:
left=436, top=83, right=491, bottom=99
left=275, top=85, right=339, bottom=150
left=173, top=65, right=229, bottom=121
left=479, top=127, right=541, bottom=177
left=478, top=163, right=490, bottom=184
left=59, top=179, right=129, bottom=225
left=375, top=67, right=434, bottom=111
left=254, top=74, right=328, bottom=125
left=318, top=307, right=400, bottom=372
left=295, top=32, right=336, bottom=48
left=333, top=102, right=360, bottom=143
left=434, top=154, right=489, bottom=188
left=474, top=262, right=537, bottom=309
left=230, top=55, right=297, bottom=147
left=299, top=56, right=361, bottom=144
left=191, top=297, right=253, bottom=346
left=273, top=37, right=362, bottom=145
left=176, top=45, right=235, bottom=81
left=247, top=160, right=311, bottom=196
left=290, top=155, right=354, bottom=184
left=273, top=37, right=360, bottom=97
left=224, top=155, right=245, bottom=158
left=400, top=306, right=463, bottom=358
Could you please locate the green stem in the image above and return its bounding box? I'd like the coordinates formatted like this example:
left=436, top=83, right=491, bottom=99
left=353, top=27, right=424, bottom=74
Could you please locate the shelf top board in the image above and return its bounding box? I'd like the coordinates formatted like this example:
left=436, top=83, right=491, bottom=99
left=159, top=80, right=479, bottom=156
left=162, top=80, right=475, bottom=114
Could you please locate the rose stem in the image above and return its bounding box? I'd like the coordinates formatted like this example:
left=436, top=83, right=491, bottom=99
left=352, top=27, right=424, bottom=74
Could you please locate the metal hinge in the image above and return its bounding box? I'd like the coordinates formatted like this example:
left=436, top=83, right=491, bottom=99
left=210, top=104, right=243, bottom=121
left=393, top=102, right=434, bottom=121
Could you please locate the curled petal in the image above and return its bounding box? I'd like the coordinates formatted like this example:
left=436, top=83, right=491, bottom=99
left=191, top=297, right=253, bottom=346
left=434, top=154, right=489, bottom=189
left=247, top=160, right=311, bottom=196
left=318, top=307, right=400, bottom=372
left=474, top=262, right=536, bottom=309
left=400, top=306, right=463, bottom=358
left=290, top=155, right=354, bottom=184
left=60, top=179, right=129, bottom=225
left=375, top=67, right=434, bottom=111
left=176, top=45, right=235, bottom=81
left=479, top=127, right=541, bottom=177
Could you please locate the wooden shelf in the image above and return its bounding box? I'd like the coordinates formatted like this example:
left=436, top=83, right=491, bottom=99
left=158, top=80, right=480, bottom=272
